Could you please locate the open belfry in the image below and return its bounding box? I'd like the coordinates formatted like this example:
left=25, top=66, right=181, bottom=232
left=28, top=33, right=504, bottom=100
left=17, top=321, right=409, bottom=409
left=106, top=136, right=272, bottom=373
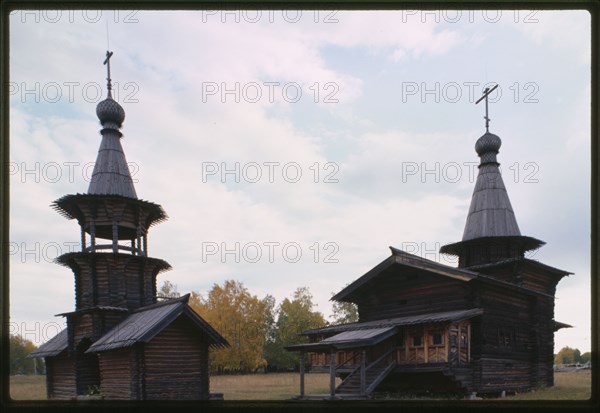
left=286, top=86, right=572, bottom=398
left=29, top=51, right=228, bottom=400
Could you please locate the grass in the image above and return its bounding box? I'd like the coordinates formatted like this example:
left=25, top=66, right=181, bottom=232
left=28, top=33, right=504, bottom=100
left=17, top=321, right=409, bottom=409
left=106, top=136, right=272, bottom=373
left=210, top=372, right=340, bottom=400
left=9, top=370, right=591, bottom=401
left=9, top=375, right=47, bottom=401
left=501, top=370, right=591, bottom=401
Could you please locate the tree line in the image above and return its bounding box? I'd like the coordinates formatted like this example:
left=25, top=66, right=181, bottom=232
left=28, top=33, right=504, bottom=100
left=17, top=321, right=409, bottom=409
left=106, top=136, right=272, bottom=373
left=10, top=279, right=356, bottom=376
left=160, top=279, right=358, bottom=373
left=9, top=335, right=45, bottom=375
left=554, top=346, right=591, bottom=366
left=10, top=284, right=591, bottom=375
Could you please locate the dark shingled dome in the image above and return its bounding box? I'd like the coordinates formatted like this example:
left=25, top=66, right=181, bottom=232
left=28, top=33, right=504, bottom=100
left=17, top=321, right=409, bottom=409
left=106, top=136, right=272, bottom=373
left=475, top=132, right=501, bottom=155
left=96, top=97, right=125, bottom=127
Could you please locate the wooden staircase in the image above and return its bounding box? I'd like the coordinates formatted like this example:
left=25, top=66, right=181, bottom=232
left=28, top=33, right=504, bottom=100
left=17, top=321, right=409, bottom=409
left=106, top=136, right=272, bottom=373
left=335, top=349, right=397, bottom=397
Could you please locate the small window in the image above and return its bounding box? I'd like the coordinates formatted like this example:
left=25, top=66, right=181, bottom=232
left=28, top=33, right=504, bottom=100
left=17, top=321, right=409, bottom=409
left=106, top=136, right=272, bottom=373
left=396, top=331, right=405, bottom=348
left=413, top=335, right=422, bottom=347
left=498, top=329, right=513, bottom=348
left=432, top=333, right=443, bottom=346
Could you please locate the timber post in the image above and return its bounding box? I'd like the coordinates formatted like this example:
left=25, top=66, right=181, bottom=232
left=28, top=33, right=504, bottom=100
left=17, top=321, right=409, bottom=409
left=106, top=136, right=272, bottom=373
left=329, top=350, right=336, bottom=397
left=299, top=352, right=305, bottom=397
left=360, top=348, right=366, bottom=395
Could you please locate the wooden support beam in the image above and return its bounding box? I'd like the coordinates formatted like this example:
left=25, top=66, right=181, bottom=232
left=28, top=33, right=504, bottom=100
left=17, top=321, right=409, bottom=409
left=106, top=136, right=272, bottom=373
left=90, top=222, right=96, bottom=252
left=136, top=226, right=142, bottom=256
left=444, top=325, right=449, bottom=363
left=329, top=350, right=336, bottom=397
left=299, top=353, right=305, bottom=397
left=112, top=219, right=118, bottom=254
left=360, top=349, right=366, bottom=395
left=424, top=326, right=428, bottom=364
left=457, top=323, right=462, bottom=364
left=467, top=323, right=471, bottom=363
left=81, top=227, right=86, bottom=251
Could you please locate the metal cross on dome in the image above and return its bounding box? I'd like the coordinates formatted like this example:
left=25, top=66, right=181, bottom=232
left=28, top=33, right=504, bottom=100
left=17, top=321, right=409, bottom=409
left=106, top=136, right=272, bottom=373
left=103, top=50, right=114, bottom=98
left=475, top=84, right=499, bottom=133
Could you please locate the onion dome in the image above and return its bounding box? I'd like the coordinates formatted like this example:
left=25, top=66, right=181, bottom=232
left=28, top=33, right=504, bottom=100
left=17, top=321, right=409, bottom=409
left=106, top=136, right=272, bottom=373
left=475, top=132, right=501, bottom=165
left=87, top=50, right=137, bottom=199
left=96, top=96, right=125, bottom=127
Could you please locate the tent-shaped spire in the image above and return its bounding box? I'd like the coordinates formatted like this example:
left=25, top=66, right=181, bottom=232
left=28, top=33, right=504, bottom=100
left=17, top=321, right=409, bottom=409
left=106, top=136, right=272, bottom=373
left=461, top=132, right=520, bottom=240
left=440, top=91, right=543, bottom=267
left=87, top=51, right=137, bottom=199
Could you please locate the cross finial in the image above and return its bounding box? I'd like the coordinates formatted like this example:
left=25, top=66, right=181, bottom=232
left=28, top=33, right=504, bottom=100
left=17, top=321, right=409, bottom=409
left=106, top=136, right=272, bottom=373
left=103, top=50, right=114, bottom=98
left=475, top=84, right=498, bottom=133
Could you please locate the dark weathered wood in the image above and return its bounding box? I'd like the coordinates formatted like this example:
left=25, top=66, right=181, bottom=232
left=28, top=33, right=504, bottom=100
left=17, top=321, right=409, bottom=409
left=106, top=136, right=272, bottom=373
left=143, top=316, right=210, bottom=400
left=299, top=353, right=305, bottom=396
left=45, top=353, right=76, bottom=399
left=300, top=249, right=566, bottom=396
left=38, top=65, right=226, bottom=401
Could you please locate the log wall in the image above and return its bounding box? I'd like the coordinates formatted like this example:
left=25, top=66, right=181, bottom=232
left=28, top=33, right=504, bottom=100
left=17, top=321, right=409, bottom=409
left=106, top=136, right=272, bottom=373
left=46, top=353, right=76, bottom=399
left=65, top=253, right=165, bottom=311
left=355, top=271, right=470, bottom=321
left=98, top=348, right=135, bottom=399
left=143, top=316, right=210, bottom=400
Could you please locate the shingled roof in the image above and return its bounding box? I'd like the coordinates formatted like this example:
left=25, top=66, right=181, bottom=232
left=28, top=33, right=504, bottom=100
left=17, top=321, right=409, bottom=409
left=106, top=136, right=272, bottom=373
left=286, top=308, right=484, bottom=352
left=332, top=246, right=557, bottom=303
left=28, top=329, right=68, bottom=358
left=87, top=294, right=228, bottom=353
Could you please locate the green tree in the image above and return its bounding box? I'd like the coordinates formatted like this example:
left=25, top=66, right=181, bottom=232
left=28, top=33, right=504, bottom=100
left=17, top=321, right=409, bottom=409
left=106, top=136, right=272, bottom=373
left=10, top=335, right=44, bottom=375
left=265, top=287, right=327, bottom=371
left=190, top=280, right=267, bottom=373
left=158, top=280, right=180, bottom=299
left=580, top=352, right=591, bottom=364
left=330, top=292, right=358, bottom=325
left=554, top=346, right=582, bottom=365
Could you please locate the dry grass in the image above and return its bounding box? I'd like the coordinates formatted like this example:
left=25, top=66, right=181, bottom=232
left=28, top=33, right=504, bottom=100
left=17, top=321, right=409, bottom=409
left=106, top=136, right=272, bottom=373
left=9, top=375, right=46, bottom=400
left=501, top=370, right=591, bottom=401
left=211, top=372, right=340, bottom=400
left=9, top=370, right=591, bottom=401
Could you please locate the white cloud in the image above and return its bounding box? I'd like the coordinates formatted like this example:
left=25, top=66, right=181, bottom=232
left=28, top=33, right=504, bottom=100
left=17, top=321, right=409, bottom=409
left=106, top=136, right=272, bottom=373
left=8, top=10, right=591, bottom=354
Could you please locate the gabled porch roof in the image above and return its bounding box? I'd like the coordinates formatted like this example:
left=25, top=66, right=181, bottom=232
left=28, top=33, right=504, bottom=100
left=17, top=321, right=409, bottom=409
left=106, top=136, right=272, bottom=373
left=286, top=308, right=483, bottom=352
left=286, top=326, right=397, bottom=352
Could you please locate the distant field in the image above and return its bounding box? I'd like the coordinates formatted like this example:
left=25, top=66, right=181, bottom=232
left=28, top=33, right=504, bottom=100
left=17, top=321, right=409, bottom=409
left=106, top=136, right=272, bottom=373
left=502, top=369, right=591, bottom=401
left=9, top=370, right=591, bottom=401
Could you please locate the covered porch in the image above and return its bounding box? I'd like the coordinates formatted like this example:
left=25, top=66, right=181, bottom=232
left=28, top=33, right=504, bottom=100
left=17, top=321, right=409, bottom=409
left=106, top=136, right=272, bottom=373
left=285, top=308, right=480, bottom=399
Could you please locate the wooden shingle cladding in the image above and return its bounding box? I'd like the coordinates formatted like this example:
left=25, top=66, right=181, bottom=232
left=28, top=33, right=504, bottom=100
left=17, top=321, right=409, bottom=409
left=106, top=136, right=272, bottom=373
left=467, top=258, right=570, bottom=296
left=52, top=194, right=167, bottom=240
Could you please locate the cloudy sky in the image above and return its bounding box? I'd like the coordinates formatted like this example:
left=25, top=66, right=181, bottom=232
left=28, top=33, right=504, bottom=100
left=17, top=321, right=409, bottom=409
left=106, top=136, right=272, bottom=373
left=9, top=9, right=591, bottom=353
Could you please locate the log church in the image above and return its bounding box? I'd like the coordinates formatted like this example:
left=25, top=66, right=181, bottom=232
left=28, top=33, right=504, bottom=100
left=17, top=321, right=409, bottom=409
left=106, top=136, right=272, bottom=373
left=286, top=86, right=572, bottom=398
left=29, top=51, right=228, bottom=400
